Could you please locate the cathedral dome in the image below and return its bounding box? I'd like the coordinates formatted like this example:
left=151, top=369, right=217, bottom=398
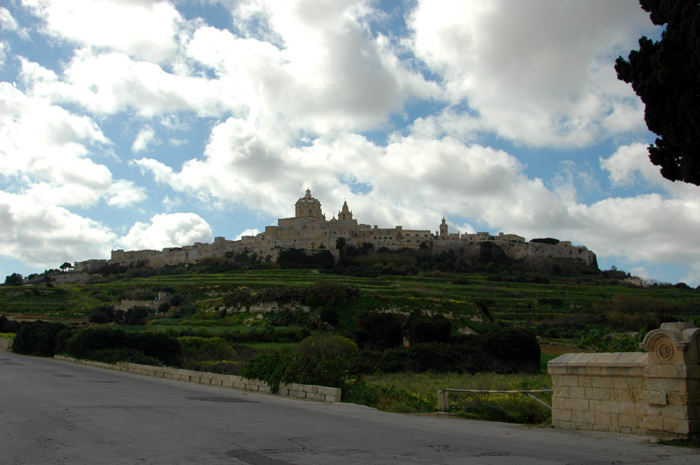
left=295, top=189, right=325, bottom=219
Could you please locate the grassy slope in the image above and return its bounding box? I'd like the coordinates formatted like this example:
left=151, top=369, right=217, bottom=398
left=1, top=270, right=698, bottom=332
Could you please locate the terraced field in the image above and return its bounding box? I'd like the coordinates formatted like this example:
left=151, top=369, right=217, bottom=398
left=1, top=269, right=698, bottom=339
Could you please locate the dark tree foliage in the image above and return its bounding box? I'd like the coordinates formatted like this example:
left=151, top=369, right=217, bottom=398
left=481, top=328, right=541, bottom=374
left=4, top=273, right=23, bottom=286
left=277, top=248, right=335, bottom=269
left=478, top=241, right=510, bottom=265
left=353, top=311, right=405, bottom=351
left=529, top=238, right=560, bottom=245
left=123, top=306, right=153, bottom=326
left=405, top=313, right=452, bottom=344
left=615, top=0, right=700, bottom=185
left=12, top=321, right=69, bottom=357
left=88, top=305, right=116, bottom=324
left=65, top=326, right=182, bottom=366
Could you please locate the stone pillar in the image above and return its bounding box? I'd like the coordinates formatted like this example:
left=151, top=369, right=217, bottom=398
left=641, top=322, right=700, bottom=439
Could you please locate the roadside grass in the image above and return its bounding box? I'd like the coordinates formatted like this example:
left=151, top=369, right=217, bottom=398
left=658, top=437, right=700, bottom=449
left=351, top=371, right=553, bottom=425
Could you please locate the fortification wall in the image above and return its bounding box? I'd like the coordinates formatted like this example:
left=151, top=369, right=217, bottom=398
left=498, top=241, right=596, bottom=266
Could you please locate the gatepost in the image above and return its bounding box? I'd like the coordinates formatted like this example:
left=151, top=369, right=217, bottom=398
left=641, top=322, right=700, bottom=439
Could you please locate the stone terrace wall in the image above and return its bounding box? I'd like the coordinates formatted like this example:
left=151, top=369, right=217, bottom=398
left=54, top=356, right=341, bottom=402
left=549, top=322, right=700, bottom=439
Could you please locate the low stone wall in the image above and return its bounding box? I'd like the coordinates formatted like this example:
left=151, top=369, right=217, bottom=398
left=549, top=322, right=700, bottom=439
left=53, top=355, right=341, bottom=402
left=0, top=338, right=12, bottom=351
left=549, top=352, right=648, bottom=434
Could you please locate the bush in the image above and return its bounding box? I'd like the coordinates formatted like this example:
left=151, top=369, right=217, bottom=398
left=481, top=328, right=541, bottom=373
left=124, top=306, right=153, bottom=325
left=241, top=335, right=359, bottom=392
left=405, top=313, right=452, bottom=344
left=353, top=311, right=405, bottom=350
left=89, top=305, right=116, bottom=324
left=179, top=336, right=237, bottom=362
left=83, top=348, right=161, bottom=365
left=64, top=327, right=182, bottom=366
left=319, top=307, right=339, bottom=327
left=158, top=302, right=171, bottom=313
left=306, top=280, right=359, bottom=308
left=12, top=321, right=69, bottom=357
left=297, top=334, right=358, bottom=359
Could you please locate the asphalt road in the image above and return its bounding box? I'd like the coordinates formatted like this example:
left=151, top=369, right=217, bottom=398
left=1, top=350, right=698, bottom=465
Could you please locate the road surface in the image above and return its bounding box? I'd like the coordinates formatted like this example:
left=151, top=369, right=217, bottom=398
left=1, top=350, right=698, bottom=464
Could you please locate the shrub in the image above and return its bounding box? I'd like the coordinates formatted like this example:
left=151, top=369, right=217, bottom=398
left=124, top=306, right=153, bottom=325
left=12, top=321, right=69, bottom=357
left=241, top=335, right=359, bottom=392
left=405, top=313, right=452, bottom=344
left=84, top=348, right=161, bottom=365
left=179, top=336, right=237, bottom=362
left=89, top=305, right=116, bottom=324
left=297, top=334, right=358, bottom=359
left=319, top=307, right=339, bottom=327
left=306, top=280, right=351, bottom=308
left=481, top=328, right=541, bottom=374
left=64, top=327, right=182, bottom=366
left=353, top=311, right=405, bottom=350
left=158, top=302, right=171, bottom=313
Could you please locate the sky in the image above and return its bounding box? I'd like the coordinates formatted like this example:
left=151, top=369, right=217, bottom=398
left=1, top=0, right=698, bottom=286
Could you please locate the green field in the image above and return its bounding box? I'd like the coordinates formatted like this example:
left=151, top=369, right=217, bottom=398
left=2, top=269, right=697, bottom=339
left=3, top=267, right=698, bottom=424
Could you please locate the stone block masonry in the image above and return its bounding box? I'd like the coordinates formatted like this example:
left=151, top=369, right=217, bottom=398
left=53, top=356, right=341, bottom=403
left=549, top=322, right=700, bottom=439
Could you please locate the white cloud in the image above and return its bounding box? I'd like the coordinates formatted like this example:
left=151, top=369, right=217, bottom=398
left=119, top=213, right=213, bottom=251
left=168, top=138, right=187, bottom=146
left=600, top=143, right=700, bottom=199
left=185, top=1, right=438, bottom=135
left=106, top=180, right=147, bottom=208
left=406, top=0, right=657, bottom=148
left=0, top=7, right=19, bottom=31
left=0, top=190, right=117, bottom=267
left=0, top=81, right=110, bottom=191
left=162, top=195, right=182, bottom=211
left=235, top=228, right=260, bottom=240
left=132, top=126, right=156, bottom=153
left=24, top=0, right=183, bottom=63
left=26, top=52, right=232, bottom=117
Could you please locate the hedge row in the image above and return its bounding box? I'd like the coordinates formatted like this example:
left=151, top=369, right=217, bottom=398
left=12, top=322, right=182, bottom=366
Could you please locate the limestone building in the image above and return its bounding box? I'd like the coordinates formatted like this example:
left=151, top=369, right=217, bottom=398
left=80, top=189, right=596, bottom=271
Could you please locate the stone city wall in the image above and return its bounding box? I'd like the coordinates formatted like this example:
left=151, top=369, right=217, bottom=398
left=54, top=355, right=341, bottom=402
left=549, top=322, right=700, bottom=439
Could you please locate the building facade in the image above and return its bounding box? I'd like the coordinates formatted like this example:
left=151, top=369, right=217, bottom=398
left=77, top=189, right=596, bottom=271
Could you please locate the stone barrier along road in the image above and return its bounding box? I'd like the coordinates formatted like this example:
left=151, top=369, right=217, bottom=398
left=1, top=350, right=698, bottom=465
left=53, top=355, right=341, bottom=402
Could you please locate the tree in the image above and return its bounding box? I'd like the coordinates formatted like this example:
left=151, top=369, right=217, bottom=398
left=60, top=262, right=73, bottom=272
left=4, top=273, right=23, bottom=286
left=615, top=0, right=700, bottom=185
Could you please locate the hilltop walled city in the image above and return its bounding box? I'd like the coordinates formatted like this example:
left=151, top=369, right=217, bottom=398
left=74, top=189, right=597, bottom=273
